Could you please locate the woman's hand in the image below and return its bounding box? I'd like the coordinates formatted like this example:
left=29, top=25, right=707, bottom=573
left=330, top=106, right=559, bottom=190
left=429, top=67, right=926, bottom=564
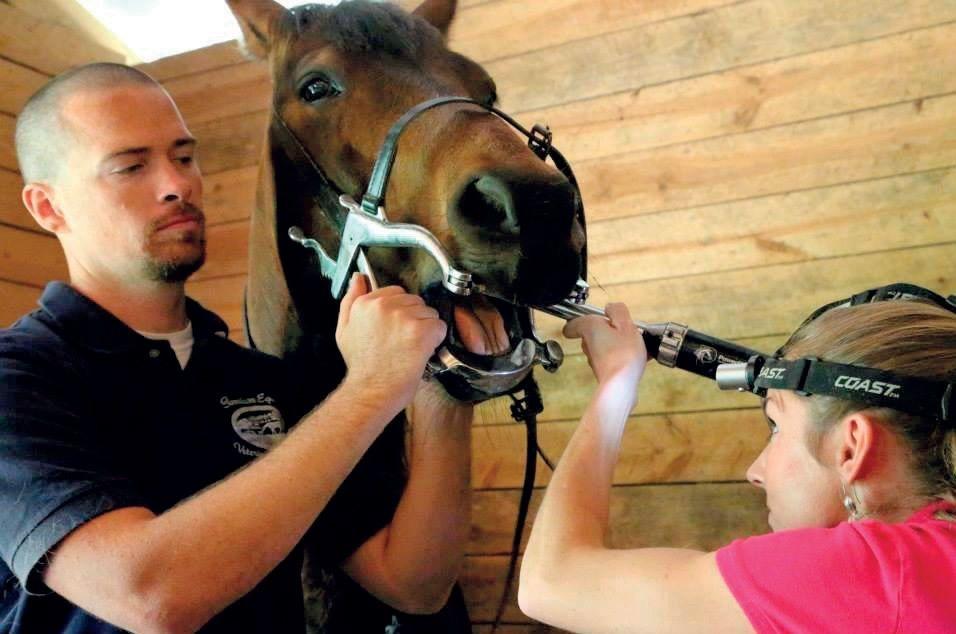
left=563, top=302, right=648, bottom=387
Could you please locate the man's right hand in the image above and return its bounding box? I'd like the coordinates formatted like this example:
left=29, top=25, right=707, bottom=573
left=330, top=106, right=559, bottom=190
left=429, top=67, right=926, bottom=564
left=335, top=273, right=447, bottom=413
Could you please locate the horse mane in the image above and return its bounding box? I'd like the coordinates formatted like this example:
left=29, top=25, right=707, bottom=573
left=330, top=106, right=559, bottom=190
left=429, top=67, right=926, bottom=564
left=284, top=1, right=442, bottom=59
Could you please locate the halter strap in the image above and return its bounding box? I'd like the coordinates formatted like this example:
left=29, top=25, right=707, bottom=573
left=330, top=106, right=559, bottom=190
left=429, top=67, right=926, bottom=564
left=270, top=105, right=349, bottom=232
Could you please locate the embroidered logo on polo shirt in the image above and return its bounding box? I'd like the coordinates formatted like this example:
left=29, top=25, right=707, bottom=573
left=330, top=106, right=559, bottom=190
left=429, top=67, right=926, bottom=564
left=220, top=394, right=286, bottom=456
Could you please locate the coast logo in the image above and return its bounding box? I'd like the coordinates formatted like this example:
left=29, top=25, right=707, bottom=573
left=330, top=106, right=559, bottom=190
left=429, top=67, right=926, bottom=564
left=758, top=366, right=786, bottom=380
left=220, top=394, right=286, bottom=454
left=834, top=376, right=901, bottom=398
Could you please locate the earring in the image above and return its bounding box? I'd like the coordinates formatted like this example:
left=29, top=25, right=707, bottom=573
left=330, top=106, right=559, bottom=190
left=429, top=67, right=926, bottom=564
left=841, top=481, right=862, bottom=521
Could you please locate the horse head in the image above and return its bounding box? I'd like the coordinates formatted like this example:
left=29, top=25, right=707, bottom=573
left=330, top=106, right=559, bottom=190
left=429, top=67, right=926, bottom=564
left=228, top=0, right=586, bottom=398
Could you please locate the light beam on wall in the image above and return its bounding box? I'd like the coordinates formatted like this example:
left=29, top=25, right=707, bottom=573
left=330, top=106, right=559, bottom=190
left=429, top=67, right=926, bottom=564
left=74, top=0, right=339, bottom=62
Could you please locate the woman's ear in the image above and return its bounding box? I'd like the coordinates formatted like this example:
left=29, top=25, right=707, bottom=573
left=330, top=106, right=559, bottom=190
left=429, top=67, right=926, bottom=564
left=833, top=412, right=878, bottom=484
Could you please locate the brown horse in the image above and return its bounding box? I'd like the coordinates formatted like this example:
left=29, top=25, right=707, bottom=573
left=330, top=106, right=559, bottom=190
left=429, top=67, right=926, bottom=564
left=229, top=0, right=584, bottom=361
left=226, top=0, right=585, bottom=629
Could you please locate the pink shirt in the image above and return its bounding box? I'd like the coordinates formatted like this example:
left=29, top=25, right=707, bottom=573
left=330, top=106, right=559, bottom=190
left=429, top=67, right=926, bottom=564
left=716, top=501, right=956, bottom=633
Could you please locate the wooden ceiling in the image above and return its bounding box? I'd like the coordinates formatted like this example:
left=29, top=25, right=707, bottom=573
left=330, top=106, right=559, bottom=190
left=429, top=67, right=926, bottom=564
left=5, top=0, right=139, bottom=63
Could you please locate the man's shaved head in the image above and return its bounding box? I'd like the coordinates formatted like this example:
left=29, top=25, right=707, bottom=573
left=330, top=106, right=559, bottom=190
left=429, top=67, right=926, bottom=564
left=15, top=63, right=162, bottom=184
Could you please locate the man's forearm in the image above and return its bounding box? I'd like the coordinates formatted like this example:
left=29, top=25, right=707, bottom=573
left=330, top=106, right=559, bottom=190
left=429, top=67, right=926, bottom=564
left=46, top=379, right=398, bottom=633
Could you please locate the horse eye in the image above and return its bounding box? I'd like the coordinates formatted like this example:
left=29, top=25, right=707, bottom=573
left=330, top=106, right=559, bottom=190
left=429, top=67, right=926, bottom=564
left=300, top=77, right=337, bottom=103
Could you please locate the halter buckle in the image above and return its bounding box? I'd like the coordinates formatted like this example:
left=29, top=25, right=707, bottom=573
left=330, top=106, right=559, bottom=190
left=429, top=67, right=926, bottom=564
left=528, top=123, right=553, bottom=160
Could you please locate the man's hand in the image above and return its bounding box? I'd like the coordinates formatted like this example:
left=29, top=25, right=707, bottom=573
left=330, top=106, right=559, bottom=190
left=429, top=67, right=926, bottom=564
left=563, top=302, right=648, bottom=386
left=336, top=274, right=447, bottom=413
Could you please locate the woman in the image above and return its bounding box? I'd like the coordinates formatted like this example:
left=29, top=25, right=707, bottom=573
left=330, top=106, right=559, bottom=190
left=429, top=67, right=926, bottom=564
left=518, top=290, right=956, bottom=633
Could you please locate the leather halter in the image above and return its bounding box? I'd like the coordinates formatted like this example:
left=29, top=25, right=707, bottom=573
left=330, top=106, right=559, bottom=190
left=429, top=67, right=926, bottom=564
left=273, top=95, right=587, bottom=283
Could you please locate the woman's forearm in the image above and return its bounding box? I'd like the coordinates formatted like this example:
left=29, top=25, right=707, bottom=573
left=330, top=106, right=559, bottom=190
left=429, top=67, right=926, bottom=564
left=522, top=371, right=637, bottom=583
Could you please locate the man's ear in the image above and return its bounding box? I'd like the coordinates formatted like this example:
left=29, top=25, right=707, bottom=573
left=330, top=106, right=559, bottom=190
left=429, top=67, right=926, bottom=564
left=22, top=183, right=67, bottom=234
left=225, top=0, right=289, bottom=60
left=833, top=412, right=878, bottom=484
left=412, top=0, right=457, bottom=39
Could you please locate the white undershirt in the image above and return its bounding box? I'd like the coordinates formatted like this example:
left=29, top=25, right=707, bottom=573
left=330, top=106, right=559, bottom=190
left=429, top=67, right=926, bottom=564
left=137, top=321, right=195, bottom=369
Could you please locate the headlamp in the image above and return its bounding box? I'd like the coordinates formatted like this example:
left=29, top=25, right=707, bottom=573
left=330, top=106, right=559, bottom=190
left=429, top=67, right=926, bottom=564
left=717, top=354, right=954, bottom=423
left=716, top=283, right=956, bottom=423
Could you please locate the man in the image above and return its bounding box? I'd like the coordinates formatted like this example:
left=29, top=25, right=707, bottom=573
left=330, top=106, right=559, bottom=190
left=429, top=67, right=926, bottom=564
left=0, top=63, right=476, bottom=633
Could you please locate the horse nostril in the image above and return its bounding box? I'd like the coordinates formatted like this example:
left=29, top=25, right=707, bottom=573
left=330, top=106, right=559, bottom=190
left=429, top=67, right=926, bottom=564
left=457, top=174, right=520, bottom=235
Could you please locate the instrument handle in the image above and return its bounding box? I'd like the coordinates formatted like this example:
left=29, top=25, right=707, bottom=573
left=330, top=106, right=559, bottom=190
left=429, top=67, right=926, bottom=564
left=538, top=301, right=764, bottom=380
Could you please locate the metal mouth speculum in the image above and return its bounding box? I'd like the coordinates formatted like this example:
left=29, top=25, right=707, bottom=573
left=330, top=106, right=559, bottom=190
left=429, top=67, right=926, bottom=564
left=288, top=195, right=477, bottom=300
left=288, top=194, right=576, bottom=401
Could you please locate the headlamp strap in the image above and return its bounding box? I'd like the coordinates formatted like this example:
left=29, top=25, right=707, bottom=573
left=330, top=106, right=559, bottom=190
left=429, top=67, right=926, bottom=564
left=796, top=283, right=956, bottom=333
left=862, top=283, right=956, bottom=310
left=754, top=357, right=955, bottom=423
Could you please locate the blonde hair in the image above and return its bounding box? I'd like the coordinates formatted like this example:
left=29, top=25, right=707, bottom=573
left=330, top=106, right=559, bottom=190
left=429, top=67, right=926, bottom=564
left=779, top=300, right=956, bottom=506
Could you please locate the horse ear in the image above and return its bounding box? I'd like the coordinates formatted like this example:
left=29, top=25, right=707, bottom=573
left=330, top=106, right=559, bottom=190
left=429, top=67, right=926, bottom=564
left=225, top=0, right=288, bottom=59
left=412, top=0, right=457, bottom=38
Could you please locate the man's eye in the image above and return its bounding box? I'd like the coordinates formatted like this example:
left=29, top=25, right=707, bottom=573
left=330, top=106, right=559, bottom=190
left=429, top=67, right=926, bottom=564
left=767, top=418, right=779, bottom=439
left=177, top=155, right=194, bottom=166
left=115, top=164, right=143, bottom=174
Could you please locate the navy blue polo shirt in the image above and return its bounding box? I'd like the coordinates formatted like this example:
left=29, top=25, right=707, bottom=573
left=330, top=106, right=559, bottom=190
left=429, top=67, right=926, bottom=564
left=0, top=282, right=318, bottom=633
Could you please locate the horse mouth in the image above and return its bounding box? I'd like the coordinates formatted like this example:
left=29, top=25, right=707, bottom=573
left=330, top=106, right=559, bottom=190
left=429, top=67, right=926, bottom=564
left=451, top=294, right=514, bottom=356
left=422, top=285, right=522, bottom=359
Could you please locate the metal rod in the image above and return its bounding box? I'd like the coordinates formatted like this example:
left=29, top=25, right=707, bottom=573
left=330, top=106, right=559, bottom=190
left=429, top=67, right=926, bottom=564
left=537, top=300, right=667, bottom=337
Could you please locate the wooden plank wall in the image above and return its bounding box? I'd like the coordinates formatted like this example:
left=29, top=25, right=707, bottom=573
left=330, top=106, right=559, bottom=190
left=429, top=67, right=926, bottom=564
left=0, top=1, right=125, bottom=325
left=2, top=0, right=955, bottom=630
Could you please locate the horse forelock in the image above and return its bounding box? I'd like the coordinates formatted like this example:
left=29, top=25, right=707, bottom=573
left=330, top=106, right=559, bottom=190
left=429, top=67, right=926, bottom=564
left=284, top=1, right=443, bottom=60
